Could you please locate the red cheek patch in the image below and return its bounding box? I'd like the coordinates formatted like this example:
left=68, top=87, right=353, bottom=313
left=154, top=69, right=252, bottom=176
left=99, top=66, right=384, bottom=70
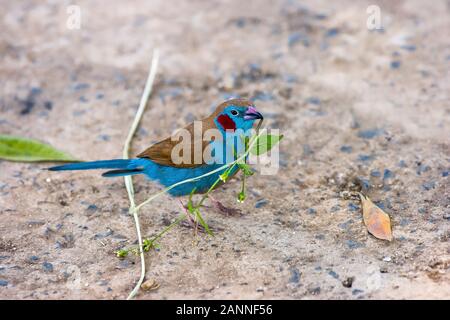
left=217, top=114, right=236, bottom=131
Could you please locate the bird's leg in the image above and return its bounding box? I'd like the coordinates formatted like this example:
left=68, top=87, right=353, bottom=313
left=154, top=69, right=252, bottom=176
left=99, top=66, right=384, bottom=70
left=207, top=194, right=242, bottom=216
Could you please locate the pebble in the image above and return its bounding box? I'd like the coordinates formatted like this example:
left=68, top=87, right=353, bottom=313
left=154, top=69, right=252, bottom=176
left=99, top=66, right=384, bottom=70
left=307, top=208, right=316, bottom=215
left=357, top=128, right=384, bottom=139
left=352, top=289, right=364, bottom=295
left=358, top=154, right=374, bottom=162
left=288, top=32, right=310, bottom=47
left=400, top=45, right=416, bottom=52
left=305, top=97, right=321, bottom=105
left=422, top=181, right=435, bottom=191
left=71, top=83, right=90, bottom=91
left=348, top=203, right=359, bottom=212
left=308, top=287, right=321, bottom=295
left=328, top=270, right=339, bottom=279
left=346, top=240, right=364, bottom=249
left=325, top=28, right=339, bottom=38
left=383, top=169, right=394, bottom=180
left=340, top=145, right=352, bottom=153
left=398, top=160, right=407, bottom=168
left=331, top=205, right=340, bottom=212
left=29, top=256, right=39, bottom=263
left=0, top=280, right=8, bottom=287
left=255, top=199, right=268, bottom=209
left=338, top=219, right=353, bottom=230
left=416, top=164, right=431, bottom=175
left=383, top=256, right=392, bottom=262
left=342, top=277, right=354, bottom=288
left=289, top=268, right=301, bottom=284
left=390, top=61, right=401, bottom=69
left=370, top=170, right=381, bottom=177
left=42, top=262, right=54, bottom=272
left=94, top=229, right=113, bottom=240
left=86, top=204, right=98, bottom=214
left=252, top=92, right=274, bottom=102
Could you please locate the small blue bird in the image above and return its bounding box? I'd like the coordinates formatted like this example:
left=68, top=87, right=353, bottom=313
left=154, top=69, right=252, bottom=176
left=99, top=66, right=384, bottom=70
left=49, top=99, right=263, bottom=197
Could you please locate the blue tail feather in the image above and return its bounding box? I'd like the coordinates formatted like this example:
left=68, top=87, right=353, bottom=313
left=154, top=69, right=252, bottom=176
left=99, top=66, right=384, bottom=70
left=102, top=168, right=144, bottom=177
left=48, top=159, right=134, bottom=171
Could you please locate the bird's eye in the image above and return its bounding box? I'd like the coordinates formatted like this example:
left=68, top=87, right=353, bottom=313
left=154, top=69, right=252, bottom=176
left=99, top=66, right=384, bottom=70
left=230, top=109, right=238, bottom=116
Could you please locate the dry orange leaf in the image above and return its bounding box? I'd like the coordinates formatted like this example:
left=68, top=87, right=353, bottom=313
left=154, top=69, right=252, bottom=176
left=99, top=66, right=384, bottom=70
left=359, top=193, right=393, bottom=241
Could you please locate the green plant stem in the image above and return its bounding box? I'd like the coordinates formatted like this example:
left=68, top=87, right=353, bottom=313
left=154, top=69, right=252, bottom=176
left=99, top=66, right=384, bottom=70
left=148, top=214, right=187, bottom=245
left=124, top=49, right=159, bottom=300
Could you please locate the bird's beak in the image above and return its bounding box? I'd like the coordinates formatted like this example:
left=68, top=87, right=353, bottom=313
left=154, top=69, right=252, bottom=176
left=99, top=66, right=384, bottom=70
left=244, top=106, right=263, bottom=120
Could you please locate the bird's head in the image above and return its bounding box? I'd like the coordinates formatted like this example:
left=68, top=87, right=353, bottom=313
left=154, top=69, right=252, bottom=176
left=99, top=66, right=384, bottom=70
left=211, top=98, right=263, bottom=133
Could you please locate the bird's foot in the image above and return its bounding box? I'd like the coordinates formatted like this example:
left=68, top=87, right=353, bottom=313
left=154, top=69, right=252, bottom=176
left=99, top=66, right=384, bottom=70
left=208, top=195, right=242, bottom=216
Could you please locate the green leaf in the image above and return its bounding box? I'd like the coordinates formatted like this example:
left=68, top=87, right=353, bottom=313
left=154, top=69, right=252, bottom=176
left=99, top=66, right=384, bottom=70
left=249, top=134, right=283, bottom=156
left=0, top=135, right=78, bottom=162
left=237, top=191, right=246, bottom=203
left=219, top=172, right=229, bottom=182
left=238, top=163, right=254, bottom=176
left=115, top=249, right=129, bottom=258
left=194, top=208, right=213, bottom=236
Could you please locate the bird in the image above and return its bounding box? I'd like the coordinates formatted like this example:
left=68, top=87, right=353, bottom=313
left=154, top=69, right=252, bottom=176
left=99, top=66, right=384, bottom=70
left=49, top=99, right=263, bottom=199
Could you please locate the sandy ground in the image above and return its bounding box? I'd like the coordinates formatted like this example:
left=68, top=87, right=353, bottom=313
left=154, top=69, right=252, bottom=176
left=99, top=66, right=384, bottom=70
left=0, top=0, right=449, bottom=300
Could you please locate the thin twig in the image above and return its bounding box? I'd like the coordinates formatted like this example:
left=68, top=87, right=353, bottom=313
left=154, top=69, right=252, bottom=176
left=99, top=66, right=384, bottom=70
left=123, top=49, right=159, bottom=300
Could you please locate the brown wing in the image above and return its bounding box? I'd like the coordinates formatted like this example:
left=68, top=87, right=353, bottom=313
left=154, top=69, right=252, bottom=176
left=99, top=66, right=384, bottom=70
left=137, top=121, right=213, bottom=168
left=137, top=98, right=253, bottom=168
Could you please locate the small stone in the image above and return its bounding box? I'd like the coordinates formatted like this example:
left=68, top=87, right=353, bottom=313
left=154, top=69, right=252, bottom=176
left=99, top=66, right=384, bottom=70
left=328, top=270, right=339, bottom=279
left=42, top=262, right=54, bottom=272
left=331, top=205, right=340, bottom=212
left=325, top=28, right=339, bottom=38
left=29, top=256, right=39, bottom=263
left=383, top=169, right=393, bottom=180
left=400, top=44, right=416, bottom=52
left=390, top=61, right=401, bottom=69
left=342, top=277, right=354, bottom=288
left=370, top=170, right=381, bottom=177
left=289, top=268, right=301, bottom=284
left=0, top=280, right=8, bottom=287
left=255, top=199, right=268, bottom=209
left=71, top=83, right=90, bottom=91
left=357, top=128, right=384, bottom=139
left=346, top=240, right=364, bottom=249
left=306, top=208, right=316, bottom=215
left=94, top=229, right=113, bottom=240
left=308, top=287, right=321, bottom=295
left=383, top=256, right=392, bottom=262
left=305, top=97, right=321, bottom=105
left=352, top=289, right=364, bottom=295
left=422, top=181, right=435, bottom=191
left=358, top=154, right=374, bottom=162
left=398, top=160, right=407, bottom=168
left=348, top=203, right=359, bottom=212
left=288, top=32, right=309, bottom=47
left=340, top=145, right=352, bottom=153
